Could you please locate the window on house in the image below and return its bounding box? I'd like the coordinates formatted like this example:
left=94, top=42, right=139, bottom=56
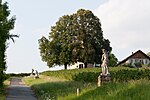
left=141, top=60, right=144, bottom=64
left=145, top=60, right=148, bottom=64
left=130, top=59, right=133, bottom=64
left=139, top=60, right=144, bottom=64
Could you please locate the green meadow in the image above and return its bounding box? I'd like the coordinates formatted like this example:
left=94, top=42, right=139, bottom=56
left=23, top=67, right=150, bottom=100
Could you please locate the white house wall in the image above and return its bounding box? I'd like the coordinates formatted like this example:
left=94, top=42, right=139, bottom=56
left=68, top=62, right=95, bottom=69
left=68, top=62, right=85, bottom=69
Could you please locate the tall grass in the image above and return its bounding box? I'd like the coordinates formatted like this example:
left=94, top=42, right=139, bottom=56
left=42, top=67, right=149, bottom=82
left=73, top=79, right=150, bottom=100
left=23, top=67, right=150, bottom=100
left=23, top=75, right=97, bottom=100
left=23, top=75, right=67, bottom=85
left=42, top=67, right=133, bottom=81
left=24, top=75, right=150, bottom=100
left=42, top=68, right=101, bottom=80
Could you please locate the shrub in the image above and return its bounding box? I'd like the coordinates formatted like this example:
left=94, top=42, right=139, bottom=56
left=134, top=62, right=142, bottom=68
left=122, top=63, right=135, bottom=68
left=147, top=63, right=150, bottom=67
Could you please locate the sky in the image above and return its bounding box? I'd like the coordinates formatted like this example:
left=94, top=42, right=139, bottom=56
left=3, top=0, right=150, bottom=73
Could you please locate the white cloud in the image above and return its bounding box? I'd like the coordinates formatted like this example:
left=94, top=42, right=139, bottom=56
left=94, top=0, right=150, bottom=60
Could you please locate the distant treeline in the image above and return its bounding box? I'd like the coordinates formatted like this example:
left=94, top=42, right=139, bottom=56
left=7, top=73, right=31, bottom=78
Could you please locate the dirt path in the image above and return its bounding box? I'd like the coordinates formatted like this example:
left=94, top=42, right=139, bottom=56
left=6, top=77, right=37, bottom=100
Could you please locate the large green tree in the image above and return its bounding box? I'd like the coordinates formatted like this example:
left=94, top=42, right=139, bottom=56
left=0, top=1, right=18, bottom=86
left=39, top=9, right=112, bottom=69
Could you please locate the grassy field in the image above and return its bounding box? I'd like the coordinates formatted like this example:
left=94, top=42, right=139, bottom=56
left=23, top=67, right=150, bottom=100
left=42, top=67, right=150, bottom=83
left=23, top=75, right=97, bottom=100
left=41, top=67, right=132, bottom=81
left=75, top=79, right=150, bottom=100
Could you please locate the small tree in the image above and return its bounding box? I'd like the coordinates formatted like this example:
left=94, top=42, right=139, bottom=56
left=108, top=53, right=118, bottom=67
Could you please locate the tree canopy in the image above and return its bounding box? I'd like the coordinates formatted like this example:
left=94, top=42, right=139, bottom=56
left=0, top=0, right=18, bottom=86
left=39, top=9, right=112, bottom=69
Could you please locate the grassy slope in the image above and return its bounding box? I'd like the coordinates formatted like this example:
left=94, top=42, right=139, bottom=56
left=23, top=75, right=97, bottom=100
left=41, top=67, right=135, bottom=81
left=23, top=76, right=150, bottom=100
left=23, top=67, right=150, bottom=100
left=74, top=79, right=150, bottom=100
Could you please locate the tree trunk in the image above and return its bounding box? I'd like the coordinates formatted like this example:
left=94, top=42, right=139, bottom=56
left=64, top=63, right=67, bottom=70
left=84, top=63, right=87, bottom=68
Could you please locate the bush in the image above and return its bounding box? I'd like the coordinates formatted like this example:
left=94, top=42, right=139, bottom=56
left=0, top=72, right=8, bottom=87
left=147, top=63, right=150, bottom=67
left=72, top=68, right=149, bottom=82
left=73, top=72, right=99, bottom=82
left=122, top=63, right=135, bottom=68
left=134, top=62, right=142, bottom=68
left=0, top=72, right=4, bottom=87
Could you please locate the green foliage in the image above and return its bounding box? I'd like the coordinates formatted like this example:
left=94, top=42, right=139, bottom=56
left=7, top=73, right=30, bottom=78
left=0, top=72, right=5, bottom=86
left=74, top=79, right=150, bottom=100
left=31, top=81, right=95, bottom=100
left=0, top=85, right=5, bottom=100
left=42, top=68, right=101, bottom=80
left=108, top=53, right=118, bottom=67
left=38, top=9, right=112, bottom=69
left=134, top=62, right=142, bottom=68
left=24, top=71, right=150, bottom=100
left=0, top=1, right=18, bottom=86
left=42, top=67, right=150, bottom=83
left=148, top=63, right=150, bottom=67
left=122, top=63, right=132, bottom=68
left=73, top=72, right=98, bottom=82
left=23, top=75, right=96, bottom=100
left=122, top=62, right=143, bottom=68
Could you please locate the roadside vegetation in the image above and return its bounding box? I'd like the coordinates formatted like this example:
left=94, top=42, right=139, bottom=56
left=23, top=75, right=97, bottom=100
left=0, top=0, right=18, bottom=88
left=0, top=86, right=5, bottom=100
left=0, top=1, right=18, bottom=99
left=23, top=67, right=150, bottom=100
left=75, top=79, right=150, bottom=100
left=42, top=67, right=150, bottom=82
left=0, top=79, right=10, bottom=100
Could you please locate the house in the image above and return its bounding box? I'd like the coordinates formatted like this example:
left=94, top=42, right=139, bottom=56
left=68, top=62, right=84, bottom=69
left=68, top=62, right=94, bottom=69
left=117, top=50, right=150, bottom=66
